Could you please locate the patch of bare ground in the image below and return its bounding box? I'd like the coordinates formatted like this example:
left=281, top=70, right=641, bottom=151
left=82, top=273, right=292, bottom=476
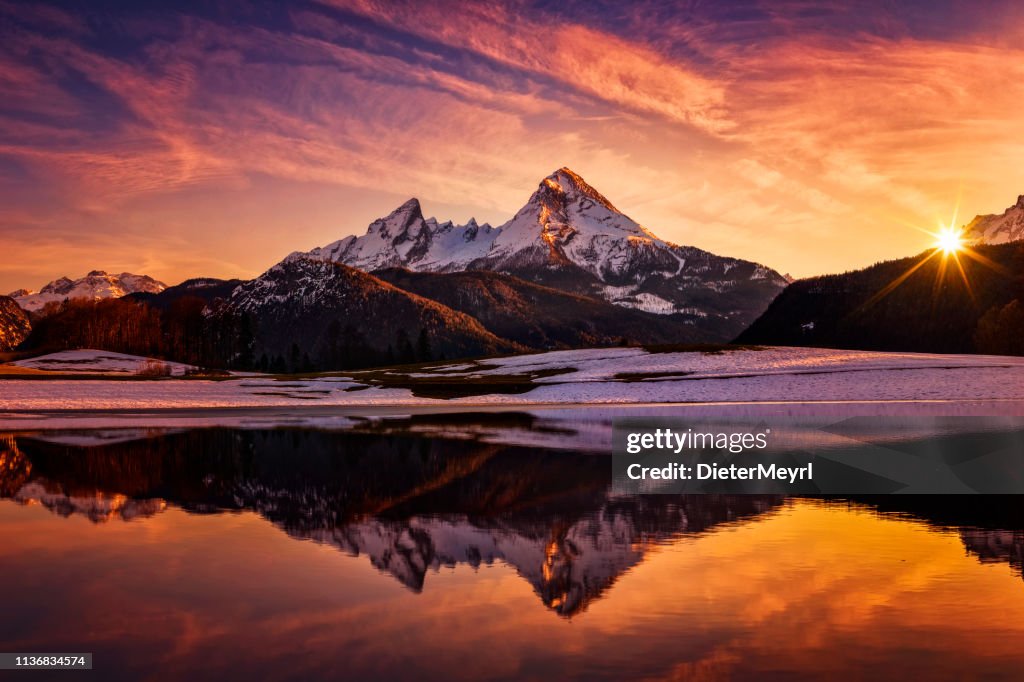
left=353, top=365, right=579, bottom=399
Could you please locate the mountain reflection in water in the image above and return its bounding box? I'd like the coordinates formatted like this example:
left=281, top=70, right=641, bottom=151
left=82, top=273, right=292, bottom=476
left=1, top=419, right=1023, bottom=680
left=0, top=425, right=783, bottom=617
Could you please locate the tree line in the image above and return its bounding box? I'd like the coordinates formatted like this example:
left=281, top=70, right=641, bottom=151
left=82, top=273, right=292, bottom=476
left=23, top=297, right=438, bottom=372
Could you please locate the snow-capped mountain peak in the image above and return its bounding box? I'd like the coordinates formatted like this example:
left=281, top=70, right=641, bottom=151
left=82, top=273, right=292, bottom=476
left=288, top=195, right=499, bottom=272
left=964, top=194, right=1024, bottom=245
left=9, top=271, right=166, bottom=312
left=40, top=276, right=74, bottom=295
left=487, top=167, right=669, bottom=272
left=286, top=168, right=787, bottom=331
left=290, top=167, right=674, bottom=278
left=542, top=167, right=619, bottom=212
left=368, top=198, right=423, bottom=238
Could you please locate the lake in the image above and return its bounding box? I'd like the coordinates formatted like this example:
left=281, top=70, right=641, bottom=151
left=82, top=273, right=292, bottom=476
left=1, top=420, right=1023, bottom=680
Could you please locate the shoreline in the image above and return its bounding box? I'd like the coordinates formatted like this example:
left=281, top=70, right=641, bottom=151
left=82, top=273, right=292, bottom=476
left=5, top=398, right=1024, bottom=431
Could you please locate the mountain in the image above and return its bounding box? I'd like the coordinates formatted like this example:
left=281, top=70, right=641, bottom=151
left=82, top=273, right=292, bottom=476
left=228, top=257, right=519, bottom=367
left=290, top=168, right=788, bottom=340
left=965, top=195, right=1024, bottom=244
left=296, top=197, right=500, bottom=273
left=736, top=241, right=1024, bottom=354
left=960, top=529, right=1024, bottom=581
left=0, top=296, right=30, bottom=351
left=4, top=428, right=782, bottom=616
left=128, top=277, right=243, bottom=309
left=373, top=268, right=703, bottom=348
left=21, top=427, right=1024, bottom=614
left=10, top=270, right=166, bottom=312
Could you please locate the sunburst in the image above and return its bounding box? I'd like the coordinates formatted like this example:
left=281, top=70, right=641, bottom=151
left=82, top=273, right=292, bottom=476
left=862, top=201, right=1007, bottom=310
left=933, top=226, right=966, bottom=254
left=920, top=201, right=968, bottom=256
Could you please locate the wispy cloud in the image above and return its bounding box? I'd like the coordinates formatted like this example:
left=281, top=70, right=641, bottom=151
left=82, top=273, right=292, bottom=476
left=1, top=0, right=1024, bottom=290
left=313, top=0, right=731, bottom=132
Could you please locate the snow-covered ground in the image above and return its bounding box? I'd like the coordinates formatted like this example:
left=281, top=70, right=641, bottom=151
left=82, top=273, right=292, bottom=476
left=439, top=346, right=1019, bottom=382
left=12, top=349, right=197, bottom=376
left=4, top=347, right=1024, bottom=420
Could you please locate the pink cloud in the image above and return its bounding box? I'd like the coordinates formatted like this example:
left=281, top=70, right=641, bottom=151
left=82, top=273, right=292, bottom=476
left=3, top=0, right=1024, bottom=290
left=314, top=0, right=730, bottom=132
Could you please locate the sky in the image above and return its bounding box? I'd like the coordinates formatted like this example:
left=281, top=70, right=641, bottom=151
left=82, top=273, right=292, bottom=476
left=2, top=0, right=1024, bottom=292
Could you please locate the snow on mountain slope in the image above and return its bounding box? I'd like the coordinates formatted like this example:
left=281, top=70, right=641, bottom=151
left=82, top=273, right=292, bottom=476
left=228, top=257, right=518, bottom=362
left=964, top=195, right=1024, bottom=244
left=10, top=271, right=166, bottom=312
left=474, top=167, right=679, bottom=276
left=290, top=168, right=788, bottom=336
left=288, top=198, right=501, bottom=272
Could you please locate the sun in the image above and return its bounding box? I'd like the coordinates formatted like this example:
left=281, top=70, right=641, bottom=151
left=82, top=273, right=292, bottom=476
left=934, top=226, right=965, bottom=254
left=864, top=199, right=1009, bottom=311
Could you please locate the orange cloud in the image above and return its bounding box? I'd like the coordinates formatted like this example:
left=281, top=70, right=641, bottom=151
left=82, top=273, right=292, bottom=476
left=2, top=1, right=1024, bottom=291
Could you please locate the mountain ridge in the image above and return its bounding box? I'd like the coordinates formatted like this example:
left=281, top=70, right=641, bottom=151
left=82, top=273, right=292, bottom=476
left=288, top=167, right=788, bottom=340
left=9, top=169, right=794, bottom=364
left=373, top=267, right=705, bottom=348
left=226, top=258, right=520, bottom=368
left=736, top=241, right=1024, bottom=354
left=965, top=194, right=1024, bottom=244
left=10, top=271, right=166, bottom=312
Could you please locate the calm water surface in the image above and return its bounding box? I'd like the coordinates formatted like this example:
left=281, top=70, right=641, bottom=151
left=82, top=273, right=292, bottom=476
left=0, top=419, right=1023, bottom=681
